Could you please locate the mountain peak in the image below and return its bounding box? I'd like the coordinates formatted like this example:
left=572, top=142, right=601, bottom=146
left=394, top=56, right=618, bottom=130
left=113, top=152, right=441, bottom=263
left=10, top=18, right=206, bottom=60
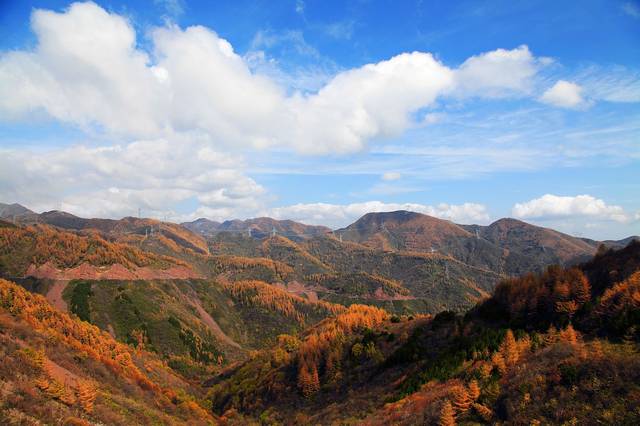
left=0, top=202, right=35, bottom=218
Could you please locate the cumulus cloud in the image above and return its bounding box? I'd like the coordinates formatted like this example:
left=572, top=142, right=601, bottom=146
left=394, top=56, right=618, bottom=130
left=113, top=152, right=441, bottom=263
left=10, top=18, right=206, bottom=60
left=0, top=2, right=570, bottom=221
left=512, top=194, right=629, bottom=223
left=453, top=45, right=547, bottom=98
left=0, top=137, right=264, bottom=220
left=539, top=80, right=587, bottom=108
left=0, top=2, right=550, bottom=156
left=266, top=201, right=490, bottom=228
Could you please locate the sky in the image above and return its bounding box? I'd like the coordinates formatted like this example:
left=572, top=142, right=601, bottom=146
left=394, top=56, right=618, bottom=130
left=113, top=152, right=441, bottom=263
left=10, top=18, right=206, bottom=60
left=0, top=0, right=639, bottom=239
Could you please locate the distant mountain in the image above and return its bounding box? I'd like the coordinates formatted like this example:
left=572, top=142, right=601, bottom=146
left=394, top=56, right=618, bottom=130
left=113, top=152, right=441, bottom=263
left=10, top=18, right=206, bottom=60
left=0, top=202, right=36, bottom=220
left=180, top=217, right=221, bottom=235
left=336, top=210, right=470, bottom=251
left=336, top=211, right=623, bottom=276
left=183, top=216, right=331, bottom=240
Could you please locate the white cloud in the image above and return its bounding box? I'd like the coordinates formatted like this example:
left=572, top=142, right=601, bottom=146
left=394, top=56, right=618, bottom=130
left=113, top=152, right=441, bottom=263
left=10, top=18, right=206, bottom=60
left=266, top=201, right=490, bottom=228
left=0, top=2, right=551, bottom=156
left=454, top=45, right=547, bottom=98
left=539, top=80, right=587, bottom=108
left=512, top=194, right=629, bottom=223
left=0, top=137, right=264, bottom=220
left=381, top=172, right=401, bottom=181
left=4, top=2, right=624, bottom=226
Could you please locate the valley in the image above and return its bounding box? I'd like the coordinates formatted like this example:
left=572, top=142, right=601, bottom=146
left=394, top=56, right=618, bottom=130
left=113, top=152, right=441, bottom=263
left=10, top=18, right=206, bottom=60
left=0, top=204, right=639, bottom=424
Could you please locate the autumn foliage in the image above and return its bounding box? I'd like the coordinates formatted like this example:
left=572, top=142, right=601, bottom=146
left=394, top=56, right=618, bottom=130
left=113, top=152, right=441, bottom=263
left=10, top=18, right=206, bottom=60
left=296, top=304, right=388, bottom=396
left=0, top=224, right=185, bottom=275
left=222, top=279, right=344, bottom=324
left=491, top=265, right=591, bottom=329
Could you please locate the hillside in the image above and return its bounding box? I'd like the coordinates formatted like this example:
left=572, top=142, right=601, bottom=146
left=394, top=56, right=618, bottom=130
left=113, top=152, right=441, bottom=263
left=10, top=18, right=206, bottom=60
left=0, top=278, right=214, bottom=425
left=56, top=278, right=344, bottom=376
left=206, top=232, right=501, bottom=314
left=205, top=240, right=640, bottom=425
left=0, top=223, right=194, bottom=278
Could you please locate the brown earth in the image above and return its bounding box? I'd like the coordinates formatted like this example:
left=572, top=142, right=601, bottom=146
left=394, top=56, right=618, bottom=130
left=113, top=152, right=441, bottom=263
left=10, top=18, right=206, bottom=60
left=25, top=262, right=201, bottom=281
left=372, top=287, right=416, bottom=301
left=45, top=281, right=68, bottom=311
left=189, top=296, right=241, bottom=349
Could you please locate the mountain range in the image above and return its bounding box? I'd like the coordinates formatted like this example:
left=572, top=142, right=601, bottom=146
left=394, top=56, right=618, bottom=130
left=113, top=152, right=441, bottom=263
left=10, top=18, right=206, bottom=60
left=0, top=201, right=639, bottom=424
left=2, top=203, right=636, bottom=315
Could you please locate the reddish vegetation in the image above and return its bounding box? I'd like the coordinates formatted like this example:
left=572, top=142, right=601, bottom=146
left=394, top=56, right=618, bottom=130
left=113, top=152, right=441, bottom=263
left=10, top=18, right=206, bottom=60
left=222, top=279, right=345, bottom=324
left=275, top=280, right=323, bottom=302
left=372, top=286, right=415, bottom=301
left=483, top=218, right=596, bottom=263
left=25, top=262, right=201, bottom=281
left=340, top=211, right=471, bottom=251
left=297, top=305, right=389, bottom=397
left=0, top=224, right=190, bottom=276
left=0, top=278, right=159, bottom=389
left=0, top=278, right=214, bottom=424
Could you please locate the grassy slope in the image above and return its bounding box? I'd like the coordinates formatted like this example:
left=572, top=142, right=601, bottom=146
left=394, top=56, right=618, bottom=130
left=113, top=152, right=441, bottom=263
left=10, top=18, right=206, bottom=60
left=62, top=278, right=343, bottom=378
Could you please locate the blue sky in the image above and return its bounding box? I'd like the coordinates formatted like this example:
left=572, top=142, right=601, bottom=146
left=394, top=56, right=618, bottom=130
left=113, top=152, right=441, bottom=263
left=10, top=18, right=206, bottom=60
left=0, top=0, right=639, bottom=239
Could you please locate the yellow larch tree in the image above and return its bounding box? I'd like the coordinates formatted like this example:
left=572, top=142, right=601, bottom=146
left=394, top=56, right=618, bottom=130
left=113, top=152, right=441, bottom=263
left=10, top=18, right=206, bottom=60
left=439, top=400, right=456, bottom=426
